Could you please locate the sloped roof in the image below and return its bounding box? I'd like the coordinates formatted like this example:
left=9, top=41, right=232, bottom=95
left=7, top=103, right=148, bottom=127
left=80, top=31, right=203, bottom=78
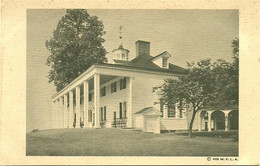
left=150, top=51, right=171, bottom=60
left=112, top=44, right=130, bottom=53
left=169, top=63, right=188, bottom=74
left=135, top=107, right=161, bottom=115
left=106, top=54, right=188, bottom=75
left=113, top=59, right=130, bottom=65
left=114, top=54, right=188, bottom=74
left=128, top=54, right=162, bottom=70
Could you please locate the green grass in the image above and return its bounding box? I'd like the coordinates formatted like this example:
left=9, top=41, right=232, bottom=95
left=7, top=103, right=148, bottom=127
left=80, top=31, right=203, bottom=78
left=26, top=128, right=238, bottom=156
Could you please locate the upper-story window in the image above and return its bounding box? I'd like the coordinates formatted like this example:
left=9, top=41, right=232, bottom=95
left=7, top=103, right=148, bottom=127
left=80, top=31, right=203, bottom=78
left=111, top=81, right=117, bottom=93
left=120, top=77, right=127, bottom=90
left=88, top=92, right=92, bottom=101
left=162, top=57, right=168, bottom=68
left=101, top=86, right=106, bottom=97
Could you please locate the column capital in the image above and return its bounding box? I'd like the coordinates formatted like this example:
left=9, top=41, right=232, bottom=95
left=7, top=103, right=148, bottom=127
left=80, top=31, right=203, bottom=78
left=223, top=110, right=232, bottom=116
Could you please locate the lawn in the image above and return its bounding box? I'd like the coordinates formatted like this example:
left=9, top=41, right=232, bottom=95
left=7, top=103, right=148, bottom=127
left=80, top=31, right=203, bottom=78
left=26, top=128, right=238, bottom=156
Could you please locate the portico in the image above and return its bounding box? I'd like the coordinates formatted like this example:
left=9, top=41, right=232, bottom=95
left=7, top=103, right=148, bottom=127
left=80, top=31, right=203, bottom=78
left=197, top=109, right=238, bottom=132
left=51, top=65, right=136, bottom=129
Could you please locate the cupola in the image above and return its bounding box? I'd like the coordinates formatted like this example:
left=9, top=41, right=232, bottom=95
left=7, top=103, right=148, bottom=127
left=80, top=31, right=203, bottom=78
left=112, top=44, right=130, bottom=61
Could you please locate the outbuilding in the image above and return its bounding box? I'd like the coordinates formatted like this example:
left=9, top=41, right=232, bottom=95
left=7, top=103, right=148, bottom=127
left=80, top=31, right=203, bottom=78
left=134, top=107, right=161, bottom=134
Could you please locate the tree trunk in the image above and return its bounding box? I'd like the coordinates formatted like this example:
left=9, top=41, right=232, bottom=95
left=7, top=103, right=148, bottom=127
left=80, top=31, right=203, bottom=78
left=188, top=109, right=197, bottom=138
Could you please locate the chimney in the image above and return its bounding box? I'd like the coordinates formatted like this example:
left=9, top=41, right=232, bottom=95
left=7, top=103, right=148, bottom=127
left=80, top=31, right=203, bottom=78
left=135, top=40, right=150, bottom=57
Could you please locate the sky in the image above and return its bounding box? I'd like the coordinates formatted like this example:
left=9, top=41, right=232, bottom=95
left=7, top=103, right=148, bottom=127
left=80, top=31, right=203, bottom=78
left=26, top=9, right=238, bottom=132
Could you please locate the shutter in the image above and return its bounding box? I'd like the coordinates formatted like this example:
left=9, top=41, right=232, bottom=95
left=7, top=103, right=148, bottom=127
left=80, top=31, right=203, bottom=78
left=104, top=106, right=106, bottom=121
left=114, top=82, right=117, bottom=92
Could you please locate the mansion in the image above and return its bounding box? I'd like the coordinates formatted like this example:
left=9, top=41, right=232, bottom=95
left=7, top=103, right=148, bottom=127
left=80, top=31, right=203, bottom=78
left=51, top=40, right=238, bottom=134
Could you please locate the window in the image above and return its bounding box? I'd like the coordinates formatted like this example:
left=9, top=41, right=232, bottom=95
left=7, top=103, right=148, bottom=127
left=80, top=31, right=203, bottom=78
left=122, top=53, right=125, bottom=59
left=119, top=102, right=122, bottom=119
left=162, top=57, right=167, bottom=68
left=101, top=86, right=106, bottom=97
left=104, top=106, right=106, bottom=121
left=100, top=107, right=103, bottom=121
left=88, top=92, right=92, bottom=101
left=114, top=82, right=117, bottom=92
left=120, top=77, right=127, bottom=90
left=88, top=110, right=92, bottom=122
left=168, top=106, right=176, bottom=118
left=80, top=95, right=83, bottom=104
left=160, top=99, right=164, bottom=117
left=123, top=101, right=127, bottom=118
left=111, top=82, right=117, bottom=93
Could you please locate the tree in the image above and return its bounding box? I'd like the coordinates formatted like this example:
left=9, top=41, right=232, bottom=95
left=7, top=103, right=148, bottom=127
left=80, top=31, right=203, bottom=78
left=46, top=9, right=107, bottom=92
left=154, top=38, right=239, bottom=137
left=154, top=59, right=216, bottom=137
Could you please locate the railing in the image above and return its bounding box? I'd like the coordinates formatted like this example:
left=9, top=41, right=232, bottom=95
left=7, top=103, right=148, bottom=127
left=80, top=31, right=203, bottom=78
left=112, top=117, right=127, bottom=128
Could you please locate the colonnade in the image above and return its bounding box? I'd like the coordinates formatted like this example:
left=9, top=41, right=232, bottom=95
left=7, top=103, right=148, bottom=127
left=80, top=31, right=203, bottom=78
left=197, top=110, right=233, bottom=132
left=52, top=74, right=100, bottom=129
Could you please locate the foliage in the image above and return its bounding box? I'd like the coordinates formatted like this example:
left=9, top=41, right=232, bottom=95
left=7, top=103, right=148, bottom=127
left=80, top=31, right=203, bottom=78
left=46, top=9, right=107, bottom=92
left=154, top=38, right=239, bottom=137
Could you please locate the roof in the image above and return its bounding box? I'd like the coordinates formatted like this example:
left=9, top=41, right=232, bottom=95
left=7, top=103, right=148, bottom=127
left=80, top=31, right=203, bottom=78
left=135, top=107, right=161, bottom=115
left=201, top=105, right=238, bottom=111
left=128, top=54, right=162, bottom=70
left=113, top=59, right=130, bottom=65
left=97, top=63, right=186, bottom=75
left=112, top=44, right=130, bottom=53
left=111, top=53, right=188, bottom=75
left=169, top=63, right=188, bottom=74
left=150, top=51, right=171, bottom=60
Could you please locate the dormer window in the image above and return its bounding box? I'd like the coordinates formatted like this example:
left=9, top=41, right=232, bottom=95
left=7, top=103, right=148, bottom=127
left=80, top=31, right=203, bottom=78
left=162, top=57, right=168, bottom=68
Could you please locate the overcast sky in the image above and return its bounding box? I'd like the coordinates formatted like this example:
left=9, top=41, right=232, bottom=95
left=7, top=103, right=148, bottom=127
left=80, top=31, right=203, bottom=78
left=27, top=9, right=238, bottom=131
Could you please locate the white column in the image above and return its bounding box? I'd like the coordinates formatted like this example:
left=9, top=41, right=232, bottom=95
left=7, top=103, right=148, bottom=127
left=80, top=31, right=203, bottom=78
left=128, top=77, right=133, bottom=127
left=198, top=111, right=201, bottom=131
left=94, top=74, right=100, bottom=128
left=224, top=110, right=231, bottom=131
left=76, top=86, right=81, bottom=128
left=69, top=91, right=74, bottom=128
left=208, top=111, right=212, bottom=132
left=64, top=94, right=68, bottom=128
left=163, top=104, right=168, bottom=118
left=83, top=80, right=89, bottom=128
left=61, top=97, right=64, bottom=128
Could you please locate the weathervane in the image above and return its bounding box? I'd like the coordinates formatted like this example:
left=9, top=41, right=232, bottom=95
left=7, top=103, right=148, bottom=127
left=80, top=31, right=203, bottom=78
left=119, top=25, right=123, bottom=45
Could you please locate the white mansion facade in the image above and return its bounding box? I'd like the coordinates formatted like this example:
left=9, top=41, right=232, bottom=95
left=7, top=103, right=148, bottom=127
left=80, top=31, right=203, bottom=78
left=51, top=41, right=238, bottom=134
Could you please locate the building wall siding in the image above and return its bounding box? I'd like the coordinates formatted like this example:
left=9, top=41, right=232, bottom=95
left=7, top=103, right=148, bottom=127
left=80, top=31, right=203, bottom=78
left=131, top=73, right=178, bottom=117
left=160, top=118, right=188, bottom=130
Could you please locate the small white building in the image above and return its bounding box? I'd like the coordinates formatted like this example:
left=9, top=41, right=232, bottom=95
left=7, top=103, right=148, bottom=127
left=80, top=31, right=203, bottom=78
left=51, top=40, right=237, bottom=133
